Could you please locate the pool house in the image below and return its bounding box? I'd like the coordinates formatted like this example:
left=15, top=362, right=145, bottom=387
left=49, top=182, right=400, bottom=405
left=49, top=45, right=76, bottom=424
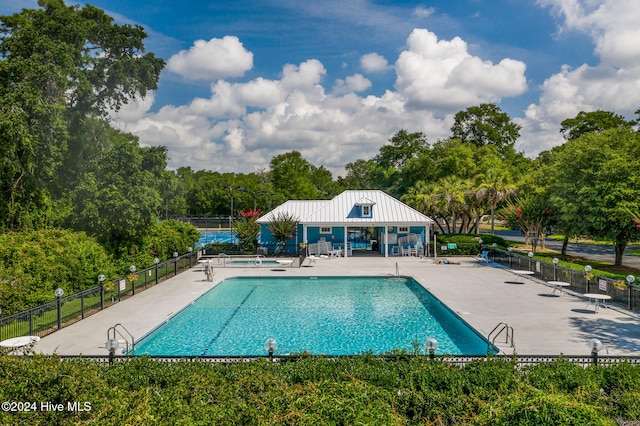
left=256, top=190, right=434, bottom=257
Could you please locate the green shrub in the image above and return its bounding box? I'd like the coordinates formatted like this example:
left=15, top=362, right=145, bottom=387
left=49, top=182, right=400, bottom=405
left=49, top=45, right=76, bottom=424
left=1, top=356, right=638, bottom=424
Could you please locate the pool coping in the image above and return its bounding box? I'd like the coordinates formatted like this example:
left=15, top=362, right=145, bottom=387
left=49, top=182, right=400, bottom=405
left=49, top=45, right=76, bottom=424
left=34, top=256, right=640, bottom=357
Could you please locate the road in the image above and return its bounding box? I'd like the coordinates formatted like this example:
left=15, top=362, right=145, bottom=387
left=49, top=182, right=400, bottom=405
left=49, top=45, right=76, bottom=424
left=490, top=230, right=640, bottom=270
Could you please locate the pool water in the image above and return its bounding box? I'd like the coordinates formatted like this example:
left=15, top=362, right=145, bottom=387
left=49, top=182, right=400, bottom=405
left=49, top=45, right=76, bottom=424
left=132, top=276, right=493, bottom=356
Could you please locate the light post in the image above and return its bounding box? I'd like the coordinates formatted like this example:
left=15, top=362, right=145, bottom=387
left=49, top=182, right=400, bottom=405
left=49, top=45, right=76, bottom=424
left=55, top=287, right=64, bottom=330
left=528, top=251, right=534, bottom=271
left=188, top=247, right=193, bottom=268
left=478, top=238, right=483, bottom=251
left=264, top=338, right=277, bottom=361
left=173, top=251, right=179, bottom=275
left=154, top=257, right=160, bottom=285
left=105, top=338, right=119, bottom=366
left=585, top=265, right=592, bottom=293
left=426, top=338, right=438, bottom=359
left=552, top=258, right=559, bottom=281
left=588, top=338, right=603, bottom=366
left=492, top=242, right=497, bottom=261
left=129, top=265, right=137, bottom=295
left=626, top=275, right=635, bottom=310
left=508, top=247, right=513, bottom=268
left=237, top=186, right=257, bottom=211
left=98, top=274, right=106, bottom=310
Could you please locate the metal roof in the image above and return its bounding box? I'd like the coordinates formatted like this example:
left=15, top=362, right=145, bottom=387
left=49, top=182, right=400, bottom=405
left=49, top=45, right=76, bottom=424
left=256, top=190, right=433, bottom=226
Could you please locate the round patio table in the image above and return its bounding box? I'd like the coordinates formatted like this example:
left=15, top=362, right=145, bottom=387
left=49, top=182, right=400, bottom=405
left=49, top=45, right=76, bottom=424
left=0, top=335, right=40, bottom=354
left=547, top=281, right=570, bottom=296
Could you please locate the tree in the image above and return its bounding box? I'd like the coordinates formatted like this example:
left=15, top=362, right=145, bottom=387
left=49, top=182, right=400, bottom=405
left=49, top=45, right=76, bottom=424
left=267, top=212, right=299, bottom=254
left=233, top=209, right=261, bottom=253
left=0, top=0, right=164, bottom=230
left=374, top=130, right=428, bottom=170
left=451, top=103, right=521, bottom=158
left=499, top=194, right=557, bottom=254
left=546, top=128, right=640, bottom=265
left=269, top=151, right=318, bottom=200
left=559, top=110, right=632, bottom=141
left=66, top=129, right=163, bottom=255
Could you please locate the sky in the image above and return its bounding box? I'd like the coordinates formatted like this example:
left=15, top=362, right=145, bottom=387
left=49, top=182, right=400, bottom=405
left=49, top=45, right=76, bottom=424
left=4, top=0, right=640, bottom=176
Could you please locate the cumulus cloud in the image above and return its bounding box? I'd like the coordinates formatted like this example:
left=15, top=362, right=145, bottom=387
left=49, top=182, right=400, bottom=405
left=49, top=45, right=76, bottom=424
left=113, top=30, right=527, bottom=174
left=394, top=29, right=527, bottom=113
left=517, top=0, right=640, bottom=155
left=360, top=52, right=390, bottom=73
left=166, top=36, right=253, bottom=80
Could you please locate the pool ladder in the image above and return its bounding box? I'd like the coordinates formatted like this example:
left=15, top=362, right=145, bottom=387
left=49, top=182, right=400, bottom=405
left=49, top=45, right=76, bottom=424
left=107, top=323, right=135, bottom=354
left=488, top=322, right=515, bottom=354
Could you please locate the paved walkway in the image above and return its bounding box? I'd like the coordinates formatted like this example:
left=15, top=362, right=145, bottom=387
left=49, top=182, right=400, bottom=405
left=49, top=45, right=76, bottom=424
left=33, top=256, right=640, bottom=357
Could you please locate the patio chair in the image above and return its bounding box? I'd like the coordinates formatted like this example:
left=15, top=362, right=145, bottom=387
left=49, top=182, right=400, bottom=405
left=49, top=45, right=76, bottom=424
left=476, top=250, right=490, bottom=262
left=401, top=243, right=410, bottom=256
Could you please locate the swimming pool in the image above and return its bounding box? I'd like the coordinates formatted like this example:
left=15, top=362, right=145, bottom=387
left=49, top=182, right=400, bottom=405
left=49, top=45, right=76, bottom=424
left=132, top=276, right=494, bottom=356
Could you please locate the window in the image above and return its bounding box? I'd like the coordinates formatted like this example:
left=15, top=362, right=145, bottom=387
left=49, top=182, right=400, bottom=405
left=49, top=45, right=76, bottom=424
left=362, top=205, right=370, bottom=217
left=399, top=226, right=409, bottom=233
left=320, top=227, right=332, bottom=234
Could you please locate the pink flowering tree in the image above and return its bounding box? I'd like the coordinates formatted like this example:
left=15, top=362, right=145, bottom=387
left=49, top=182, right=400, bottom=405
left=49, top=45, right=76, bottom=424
left=267, top=212, right=299, bottom=254
left=233, top=209, right=261, bottom=253
left=499, top=195, right=557, bottom=254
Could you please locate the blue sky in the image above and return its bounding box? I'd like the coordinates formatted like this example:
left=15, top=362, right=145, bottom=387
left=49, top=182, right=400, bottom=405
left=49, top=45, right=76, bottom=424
left=4, top=0, right=639, bottom=175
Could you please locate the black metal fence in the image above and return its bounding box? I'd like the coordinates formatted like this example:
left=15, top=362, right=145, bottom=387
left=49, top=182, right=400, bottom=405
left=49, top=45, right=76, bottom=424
left=489, top=249, right=640, bottom=312
left=0, top=251, right=202, bottom=342
left=54, top=354, right=640, bottom=368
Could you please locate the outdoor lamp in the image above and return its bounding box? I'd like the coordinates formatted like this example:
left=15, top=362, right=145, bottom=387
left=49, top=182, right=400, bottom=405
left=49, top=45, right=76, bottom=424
left=154, top=257, right=160, bottom=265
left=55, top=288, right=64, bottom=329
left=426, top=337, right=438, bottom=359
left=627, top=275, right=636, bottom=285
left=105, top=338, right=120, bottom=365
left=264, top=338, right=278, bottom=360
left=129, top=265, right=136, bottom=273
left=553, top=258, right=559, bottom=265
left=98, top=274, right=106, bottom=309
left=528, top=251, right=534, bottom=258
left=478, top=238, right=483, bottom=245
left=173, top=251, right=179, bottom=258
left=588, top=338, right=603, bottom=365
left=508, top=247, right=513, bottom=252
left=492, top=243, right=497, bottom=248
left=585, top=265, right=592, bottom=274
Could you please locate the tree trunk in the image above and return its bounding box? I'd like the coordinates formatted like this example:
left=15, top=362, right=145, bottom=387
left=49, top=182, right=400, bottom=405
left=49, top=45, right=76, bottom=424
left=614, top=242, right=627, bottom=266
left=561, top=235, right=569, bottom=256
left=490, top=205, right=496, bottom=235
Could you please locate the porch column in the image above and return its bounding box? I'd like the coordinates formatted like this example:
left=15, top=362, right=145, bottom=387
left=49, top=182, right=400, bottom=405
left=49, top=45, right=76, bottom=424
left=384, top=226, right=388, bottom=258
left=424, top=225, right=430, bottom=257
left=343, top=226, right=348, bottom=257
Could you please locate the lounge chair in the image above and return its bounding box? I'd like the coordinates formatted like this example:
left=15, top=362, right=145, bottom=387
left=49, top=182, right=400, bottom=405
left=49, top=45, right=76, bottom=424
left=476, top=250, right=490, bottom=262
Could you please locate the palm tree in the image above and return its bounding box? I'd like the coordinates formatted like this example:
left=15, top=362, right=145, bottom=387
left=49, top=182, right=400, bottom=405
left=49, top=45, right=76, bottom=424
left=480, top=169, right=517, bottom=235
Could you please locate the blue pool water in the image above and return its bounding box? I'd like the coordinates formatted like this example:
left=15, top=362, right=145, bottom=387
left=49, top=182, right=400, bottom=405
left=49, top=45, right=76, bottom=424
left=133, top=276, right=493, bottom=356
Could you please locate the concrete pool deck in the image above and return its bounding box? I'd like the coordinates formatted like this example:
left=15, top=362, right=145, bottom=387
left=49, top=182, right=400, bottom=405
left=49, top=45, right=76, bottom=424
left=34, top=256, right=640, bottom=357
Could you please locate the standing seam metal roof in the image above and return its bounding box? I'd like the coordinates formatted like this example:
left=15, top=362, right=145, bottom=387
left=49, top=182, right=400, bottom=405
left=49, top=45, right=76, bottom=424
left=256, top=190, right=433, bottom=225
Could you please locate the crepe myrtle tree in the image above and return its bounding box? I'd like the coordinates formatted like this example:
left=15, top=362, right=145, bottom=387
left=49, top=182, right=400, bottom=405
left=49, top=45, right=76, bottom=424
left=267, top=212, right=299, bottom=253
left=499, top=194, right=557, bottom=254
left=233, top=209, right=261, bottom=253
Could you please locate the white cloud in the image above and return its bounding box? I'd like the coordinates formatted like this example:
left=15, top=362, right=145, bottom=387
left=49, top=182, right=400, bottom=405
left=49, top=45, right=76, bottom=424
left=166, top=36, right=253, bottom=80
left=360, top=52, right=390, bottom=73
left=113, top=30, right=527, bottom=174
left=394, top=29, right=527, bottom=113
left=413, top=6, right=435, bottom=18
left=517, top=0, right=640, bottom=155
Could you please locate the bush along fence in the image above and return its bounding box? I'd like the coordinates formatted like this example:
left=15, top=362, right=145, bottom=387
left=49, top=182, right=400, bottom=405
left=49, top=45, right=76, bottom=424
left=488, top=248, right=640, bottom=312
left=0, top=250, right=203, bottom=342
